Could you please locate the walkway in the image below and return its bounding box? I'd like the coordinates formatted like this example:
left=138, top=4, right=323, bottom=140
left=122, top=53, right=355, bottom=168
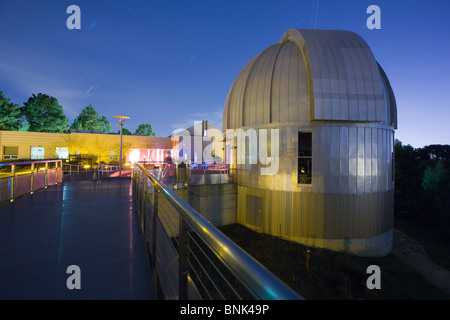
left=0, top=177, right=157, bottom=299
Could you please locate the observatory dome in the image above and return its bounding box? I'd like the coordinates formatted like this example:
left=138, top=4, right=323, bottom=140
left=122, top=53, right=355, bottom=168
left=223, top=28, right=397, bottom=131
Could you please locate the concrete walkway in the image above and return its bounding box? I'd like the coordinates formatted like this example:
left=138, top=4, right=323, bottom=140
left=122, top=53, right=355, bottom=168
left=0, top=178, right=157, bottom=299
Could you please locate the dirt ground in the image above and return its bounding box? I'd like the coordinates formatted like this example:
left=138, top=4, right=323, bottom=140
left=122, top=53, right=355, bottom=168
left=392, top=228, right=450, bottom=296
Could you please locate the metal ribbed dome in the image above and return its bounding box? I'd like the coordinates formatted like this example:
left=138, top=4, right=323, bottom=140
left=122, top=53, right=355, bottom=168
left=223, top=28, right=397, bottom=130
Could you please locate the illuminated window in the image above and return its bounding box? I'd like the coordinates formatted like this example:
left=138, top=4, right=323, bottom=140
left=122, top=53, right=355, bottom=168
left=3, top=146, right=18, bottom=160
left=55, top=147, right=69, bottom=159
left=110, top=148, right=118, bottom=161
left=31, top=147, right=45, bottom=159
left=298, top=132, right=312, bottom=184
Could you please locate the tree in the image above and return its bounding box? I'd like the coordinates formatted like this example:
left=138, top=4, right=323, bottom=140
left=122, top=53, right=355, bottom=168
left=98, top=116, right=112, bottom=133
left=70, top=118, right=83, bottom=130
left=71, top=105, right=111, bottom=133
left=135, top=123, right=157, bottom=136
left=394, top=139, right=423, bottom=217
left=21, top=93, right=69, bottom=133
left=0, top=91, right=24, bottom=130
left=118, top=128, right=131, bottom=135
left=394, top=140, right=450, bottom=228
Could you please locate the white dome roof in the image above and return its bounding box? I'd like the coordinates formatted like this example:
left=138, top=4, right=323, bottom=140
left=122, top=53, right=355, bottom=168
left=223, top=28, right=397, bottom=130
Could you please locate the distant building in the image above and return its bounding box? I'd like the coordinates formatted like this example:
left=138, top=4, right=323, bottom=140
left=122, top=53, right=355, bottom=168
left=0, top=130, right=173, bottom=163
left=171, top=120, right=224, bottom=164
left=223, top=29, right=398, bottom=257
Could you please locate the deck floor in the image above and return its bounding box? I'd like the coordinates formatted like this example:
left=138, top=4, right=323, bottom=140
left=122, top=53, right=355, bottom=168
left=0, top=177, right=157, bottom=299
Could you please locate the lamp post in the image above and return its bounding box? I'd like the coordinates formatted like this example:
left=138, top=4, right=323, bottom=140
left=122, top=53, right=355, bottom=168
left=114, top=115, right=130, bottom=177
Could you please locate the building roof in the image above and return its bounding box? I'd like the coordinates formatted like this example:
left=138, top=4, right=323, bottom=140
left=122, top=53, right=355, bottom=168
left=223, top=28, right=397, bottom=130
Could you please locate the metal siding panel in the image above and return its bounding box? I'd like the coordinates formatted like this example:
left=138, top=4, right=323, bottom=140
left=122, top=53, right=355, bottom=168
left=271, top=44, right=287, bottom=124
left=264, top=45, right=280, bottom=124
left=328, top=32, right=349, bottom=120
left=364, top=127, right=372, bottom=193
left=356, top=127, right=365, bottom=194
left=386, top=130, right=393, bottom=190
left=258, top=47, right=273, bottom=126
left=382, top=129, right=387, bottom=191
left=307, top=35, right=323, bottom=120
left=371, top=128, right=378, bottom=192
left=320, top=126, right=331, bottom=194
left=248, top=53, right=261, bottom=126
left=339, top=127, right=349, bottom=194
left=348, top=126, right=357, bottom=194
left=288, top=43, right=299, bottom=122
left=330, top=127, right=340, bottom=193
left=378, top=129, right=383, bottom=192
left=296, top=47, right=309, bottom=122
left=319, top=32, right=338, bottom=120
left=279, top=44, right=291, bottom=123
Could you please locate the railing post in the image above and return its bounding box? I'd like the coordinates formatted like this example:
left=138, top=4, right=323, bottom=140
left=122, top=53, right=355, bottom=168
left=10, top=165, right=15, bottom=202
left=142, top=176, right=149, bottom=233
left=184, top=164, right=189, bottom=187
left=44, top=162, right=48, bottom=188
left=151, top=187, right=159, bottom=291
left=141, top=171, right=146, bottom=217
left=137, top=170, right=142, bottom=207
left=30, top=163, right=35, bottom=194
left=179, top=217, right=190, bottom=300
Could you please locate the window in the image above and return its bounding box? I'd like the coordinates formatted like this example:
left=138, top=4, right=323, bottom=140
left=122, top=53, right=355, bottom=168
left=55, top=147, right=69, bottom=159
left=3, top=146, right=18, bottom=160
left=31, top=147, right=45, bottom=160
left=298, top=132, right=312, bottom=184
left=110, top=148, right=118, bottom=161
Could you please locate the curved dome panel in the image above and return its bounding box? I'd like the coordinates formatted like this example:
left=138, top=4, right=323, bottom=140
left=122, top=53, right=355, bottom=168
left=223, top=28, right=397, bottom=130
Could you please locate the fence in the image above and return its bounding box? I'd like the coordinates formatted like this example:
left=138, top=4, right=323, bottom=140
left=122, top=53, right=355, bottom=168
left=132, top=163, right=302, bottom=300
left=0, top=160, right=63, bottom=203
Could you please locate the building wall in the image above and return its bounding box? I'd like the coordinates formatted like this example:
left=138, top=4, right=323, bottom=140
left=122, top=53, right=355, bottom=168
left=231, top=123, right=395, bottom=256
left=231, top=123, right=394, bottom=194
left=0, top=130, right=173, bottom=162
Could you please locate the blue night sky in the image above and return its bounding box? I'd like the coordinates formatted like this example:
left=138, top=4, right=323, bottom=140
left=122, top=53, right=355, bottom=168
left=0, top=0, right=449, bottom=148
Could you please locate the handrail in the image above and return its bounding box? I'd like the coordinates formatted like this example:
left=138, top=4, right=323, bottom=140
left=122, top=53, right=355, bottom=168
left=0, top=159, right=61, bottom=167
left=0, top=159, right=63, bottom=203
left=135, top=163, right=302, bottom=300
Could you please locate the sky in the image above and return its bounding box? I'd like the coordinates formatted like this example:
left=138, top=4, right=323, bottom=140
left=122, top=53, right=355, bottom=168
left=0, top=0, right=449, bottom=148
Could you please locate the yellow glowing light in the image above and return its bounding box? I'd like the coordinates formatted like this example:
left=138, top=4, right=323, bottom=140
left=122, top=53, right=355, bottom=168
left=84, top=165, right=90, bottom=169
left=128, top=148, right=140, bottom=164
left=124, top=163, right=131, bottom=166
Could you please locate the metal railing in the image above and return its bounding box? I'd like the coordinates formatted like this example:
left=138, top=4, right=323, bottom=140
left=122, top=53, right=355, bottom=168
left=133, top=163, right=302, bottom=300
left=98, top=163, right=132, bottom=178
left=137, top=161, right=236, bottom=189
left=0, top=160, right=63, bottom=203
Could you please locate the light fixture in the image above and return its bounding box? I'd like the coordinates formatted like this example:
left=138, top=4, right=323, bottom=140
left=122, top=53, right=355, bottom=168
left=114, top=115, right=130, bottom=177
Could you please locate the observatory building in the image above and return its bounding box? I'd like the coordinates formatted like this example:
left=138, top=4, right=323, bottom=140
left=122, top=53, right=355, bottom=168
left=223, top=29, right=397, bottom=257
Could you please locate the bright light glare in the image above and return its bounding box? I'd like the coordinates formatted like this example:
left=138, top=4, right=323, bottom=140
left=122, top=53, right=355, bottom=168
left=129, top=149, right=140, bottom=164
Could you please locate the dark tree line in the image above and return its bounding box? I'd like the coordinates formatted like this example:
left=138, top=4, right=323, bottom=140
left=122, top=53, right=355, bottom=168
left=394, top=140, right=450, bottom=230
left=0, top=90, right=157, bottom=136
